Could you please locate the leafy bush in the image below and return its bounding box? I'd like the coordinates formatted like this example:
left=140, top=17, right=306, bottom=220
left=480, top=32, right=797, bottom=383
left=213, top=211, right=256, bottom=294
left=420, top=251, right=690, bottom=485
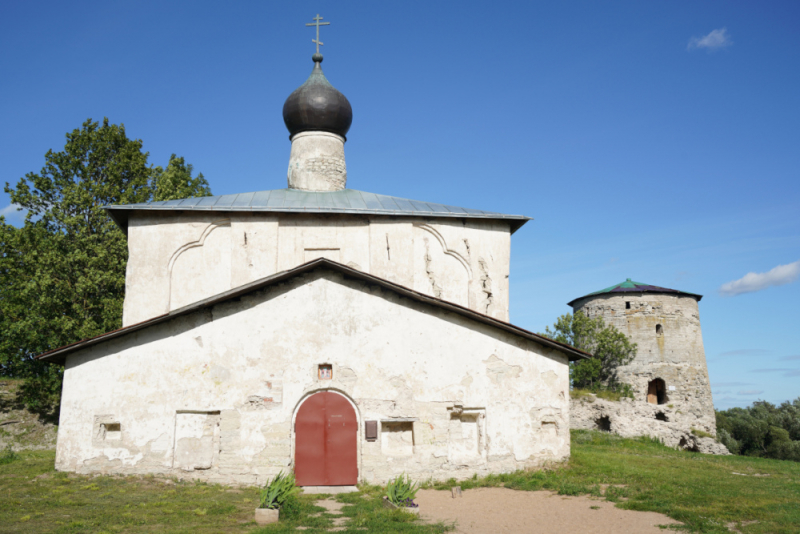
left=386, top=474, right=419, bottom=508
left=716, top=397, right=800, bottom=462
left=0, top=445, right=18, bottom=465
left=259, top=471, right=300, bottom=510
left=541, top=312, right=636, bottom=392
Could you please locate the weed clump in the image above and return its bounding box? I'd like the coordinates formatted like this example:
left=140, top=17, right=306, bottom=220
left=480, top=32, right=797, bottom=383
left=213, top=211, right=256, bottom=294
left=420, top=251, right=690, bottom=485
left=0, top=446, right=18, bottom=465
left=690, top=428, right=715, bottom=439
left=386, top=474, right=419, bottom=508
left=259, top=470, right=300, bottom=511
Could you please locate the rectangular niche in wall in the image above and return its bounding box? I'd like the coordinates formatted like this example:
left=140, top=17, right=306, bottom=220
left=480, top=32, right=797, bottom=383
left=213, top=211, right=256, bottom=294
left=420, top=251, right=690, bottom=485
left=93, top=415, right=122, bottom=445
left=173, top=411, right=221, bottom=471
left=381, top=421, right=414, bottom=457
left=448, top=408, right=486, bottom=464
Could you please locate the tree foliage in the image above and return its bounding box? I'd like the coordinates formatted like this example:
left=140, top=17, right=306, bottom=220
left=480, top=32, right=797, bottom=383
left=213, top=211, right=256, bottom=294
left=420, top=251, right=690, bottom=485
left=0, top=118, right=211, bottom=414
left=541, top=312, right=637, bottom=392
left=716, top=398, right=800, bottom=462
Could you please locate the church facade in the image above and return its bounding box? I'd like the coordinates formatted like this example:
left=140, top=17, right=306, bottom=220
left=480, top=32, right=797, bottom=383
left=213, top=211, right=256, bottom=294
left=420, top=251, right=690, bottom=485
left=39, top=47, right=586, bottom=486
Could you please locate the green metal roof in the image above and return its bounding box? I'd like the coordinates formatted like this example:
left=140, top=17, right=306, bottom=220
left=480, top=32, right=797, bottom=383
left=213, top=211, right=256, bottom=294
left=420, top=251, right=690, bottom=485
left=567, top=278, right=703, bottom=307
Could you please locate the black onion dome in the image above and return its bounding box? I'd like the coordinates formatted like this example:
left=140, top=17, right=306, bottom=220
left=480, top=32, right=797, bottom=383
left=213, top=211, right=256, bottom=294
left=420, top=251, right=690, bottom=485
left=283, top=55, right=352, bottom=139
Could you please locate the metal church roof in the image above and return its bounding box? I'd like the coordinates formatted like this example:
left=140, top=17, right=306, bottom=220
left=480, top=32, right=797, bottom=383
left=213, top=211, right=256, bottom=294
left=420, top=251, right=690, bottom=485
left=567, top=278, right=703, bottom=307
left=104, top=188, right=530, bottom=234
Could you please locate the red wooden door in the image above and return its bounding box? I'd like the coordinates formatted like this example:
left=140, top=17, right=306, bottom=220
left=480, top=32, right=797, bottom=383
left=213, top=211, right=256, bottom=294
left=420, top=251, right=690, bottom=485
left=295, top=391, right=358, bottom=486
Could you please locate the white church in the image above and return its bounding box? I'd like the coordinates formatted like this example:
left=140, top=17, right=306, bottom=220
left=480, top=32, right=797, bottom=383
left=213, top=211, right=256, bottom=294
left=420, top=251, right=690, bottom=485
left=38, top=36, right=586, bottom=487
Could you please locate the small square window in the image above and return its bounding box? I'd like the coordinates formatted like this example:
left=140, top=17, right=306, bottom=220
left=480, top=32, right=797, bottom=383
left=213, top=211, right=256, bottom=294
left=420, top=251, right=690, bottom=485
left=625, top=302, right=631, bottom=309
left=318, top=364, right=332, bottom=380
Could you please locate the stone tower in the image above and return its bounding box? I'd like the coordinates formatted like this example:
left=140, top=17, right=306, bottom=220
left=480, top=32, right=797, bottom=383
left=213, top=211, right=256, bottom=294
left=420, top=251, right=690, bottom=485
left=568, top=279, right=716, bottom=434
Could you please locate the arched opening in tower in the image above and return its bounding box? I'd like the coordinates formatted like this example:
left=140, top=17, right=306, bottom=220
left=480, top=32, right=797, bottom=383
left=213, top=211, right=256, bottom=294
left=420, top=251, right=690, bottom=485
left=647, top=378, right=668, bottom=405
left=655, top=324, right=664, bottom=336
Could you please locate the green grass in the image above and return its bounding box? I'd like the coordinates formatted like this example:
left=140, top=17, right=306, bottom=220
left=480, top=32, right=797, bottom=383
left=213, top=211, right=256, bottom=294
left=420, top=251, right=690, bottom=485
left=0, top=450, right=450, bottom=534
left=570, top=388, right=632, bottom=402
left=2, top=432, right=799, bottom=533
left=691, top=428, right=716, bottom=440
left=0, top=450, right=263, bottom=533
left=252, top=485, right=452, bottom=533
left=427, top=431, right=800, bottom=534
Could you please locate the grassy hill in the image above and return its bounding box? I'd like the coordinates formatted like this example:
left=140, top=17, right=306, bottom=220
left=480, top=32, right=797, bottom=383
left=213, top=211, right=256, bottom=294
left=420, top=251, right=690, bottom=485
left=0, top=379, right=57, bottom=452
left=0, top=431, right=798, bottom=533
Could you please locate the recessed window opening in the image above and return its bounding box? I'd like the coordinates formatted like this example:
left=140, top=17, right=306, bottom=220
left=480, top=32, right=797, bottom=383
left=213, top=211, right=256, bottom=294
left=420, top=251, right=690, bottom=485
left=656, top=324, right=663, bottom=336
left=647, top=378, right=668, bottom=405
left=103, top=422, right=121, bottom=440
left=625, top=301, right=631, bottom=309
left=381, top=421, right=414, bottom=456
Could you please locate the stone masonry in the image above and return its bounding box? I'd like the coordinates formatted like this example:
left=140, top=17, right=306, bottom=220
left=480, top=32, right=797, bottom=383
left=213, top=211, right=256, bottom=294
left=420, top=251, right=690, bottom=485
left=570, top=287, right=717, bottom=438
left=570, top=394, right=729, bottom=455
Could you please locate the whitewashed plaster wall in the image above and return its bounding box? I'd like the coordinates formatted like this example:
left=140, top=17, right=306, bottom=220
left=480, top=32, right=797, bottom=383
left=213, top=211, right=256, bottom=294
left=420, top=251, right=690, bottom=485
left=122, top=213, right=511, bottom=326
left=57, top=269, right=569, bottom=485
left=571, top=293, right=716, bottom=434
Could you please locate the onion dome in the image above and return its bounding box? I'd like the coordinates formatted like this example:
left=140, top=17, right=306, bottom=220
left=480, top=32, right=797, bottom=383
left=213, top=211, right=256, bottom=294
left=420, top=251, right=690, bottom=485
left=283, top=54, right=352, bottom=139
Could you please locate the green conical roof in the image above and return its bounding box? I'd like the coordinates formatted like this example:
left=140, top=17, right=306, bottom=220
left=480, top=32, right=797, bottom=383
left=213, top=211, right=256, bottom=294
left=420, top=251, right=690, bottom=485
left=567, top=278, right=702, bottom=307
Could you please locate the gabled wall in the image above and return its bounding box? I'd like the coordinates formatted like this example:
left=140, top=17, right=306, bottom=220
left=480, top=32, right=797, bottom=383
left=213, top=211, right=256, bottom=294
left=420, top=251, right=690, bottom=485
left=57, top=269, right=568, bottom=485
left=122, top=213, right=512, bottom=326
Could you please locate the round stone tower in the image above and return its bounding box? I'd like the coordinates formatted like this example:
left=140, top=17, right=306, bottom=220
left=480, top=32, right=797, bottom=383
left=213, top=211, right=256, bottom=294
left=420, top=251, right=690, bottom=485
left=568, top=279, right=716, bottom=434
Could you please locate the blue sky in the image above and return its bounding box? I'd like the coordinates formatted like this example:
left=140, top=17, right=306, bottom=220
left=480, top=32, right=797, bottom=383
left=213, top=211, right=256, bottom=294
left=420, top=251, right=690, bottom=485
left=1, top=1, right=798, bottom=409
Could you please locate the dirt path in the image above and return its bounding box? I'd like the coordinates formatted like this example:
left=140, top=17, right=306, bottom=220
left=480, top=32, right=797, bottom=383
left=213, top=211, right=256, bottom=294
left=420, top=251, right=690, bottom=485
left=415, top=487, right=681, bottom=534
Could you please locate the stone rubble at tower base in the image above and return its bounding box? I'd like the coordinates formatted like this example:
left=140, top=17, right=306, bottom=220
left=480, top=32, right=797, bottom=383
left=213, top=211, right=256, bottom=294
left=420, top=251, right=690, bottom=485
left=570, top=395, right=730, bottom=455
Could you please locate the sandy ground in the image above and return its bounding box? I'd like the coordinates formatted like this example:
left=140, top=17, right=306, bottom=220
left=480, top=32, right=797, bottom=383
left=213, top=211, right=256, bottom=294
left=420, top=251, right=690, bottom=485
left=415, top=487, right=681, bottom=534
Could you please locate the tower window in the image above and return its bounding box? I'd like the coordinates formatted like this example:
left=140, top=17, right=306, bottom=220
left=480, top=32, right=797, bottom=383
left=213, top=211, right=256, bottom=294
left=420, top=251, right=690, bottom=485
left=625, top=302, right=631, bottom=309
left=655, top=324, right=663, bottom=336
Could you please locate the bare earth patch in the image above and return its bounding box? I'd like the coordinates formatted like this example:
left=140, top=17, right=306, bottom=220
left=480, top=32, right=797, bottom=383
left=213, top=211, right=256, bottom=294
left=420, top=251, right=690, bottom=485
left=416, top=487, right=681, bottom=533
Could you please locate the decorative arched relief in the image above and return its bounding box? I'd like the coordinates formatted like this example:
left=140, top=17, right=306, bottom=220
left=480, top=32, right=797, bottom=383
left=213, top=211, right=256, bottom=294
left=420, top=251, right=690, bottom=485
left=412, top=224, right=472, bottom=308
left=168, top=220, right=231, bottom=311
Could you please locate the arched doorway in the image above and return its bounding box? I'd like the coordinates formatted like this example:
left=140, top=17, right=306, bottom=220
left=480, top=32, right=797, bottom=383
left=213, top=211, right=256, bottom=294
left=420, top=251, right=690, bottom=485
left=647, top=378, right=668, bottom=405
left=294, top=391, right=358, bottom=486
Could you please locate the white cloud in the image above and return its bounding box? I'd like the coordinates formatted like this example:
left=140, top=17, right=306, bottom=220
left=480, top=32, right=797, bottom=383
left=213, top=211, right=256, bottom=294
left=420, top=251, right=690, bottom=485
left=737, top=389, right=764, bottom=395
left=719, top=260, right=800, bottom=296
left=687, top=28, right=732, bottom=51
left=0, top=204, right=27, bottom=223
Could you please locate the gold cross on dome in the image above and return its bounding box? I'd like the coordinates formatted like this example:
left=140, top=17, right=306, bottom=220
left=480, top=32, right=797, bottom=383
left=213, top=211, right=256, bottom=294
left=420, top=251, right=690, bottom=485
left=306, top=14, right=330, bottom=54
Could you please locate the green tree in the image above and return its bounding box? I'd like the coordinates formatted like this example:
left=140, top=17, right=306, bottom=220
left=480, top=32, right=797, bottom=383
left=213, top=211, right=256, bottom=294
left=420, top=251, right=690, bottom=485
left=716, top=398, right=800, bottom=461
left=151, top=154, right=210, bottom=202
left=0, top=118, right=211, bottom=414
left=541, top=312, right=637, bottom=392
